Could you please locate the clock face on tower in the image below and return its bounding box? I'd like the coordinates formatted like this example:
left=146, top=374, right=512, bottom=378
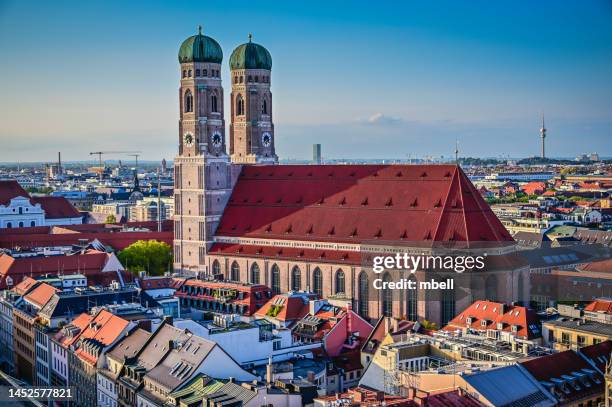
left=262, top=132, right=272, bottom=147
left=211, top=131, right=222, bottom=148
left=183, top=132, right=194, bottom=146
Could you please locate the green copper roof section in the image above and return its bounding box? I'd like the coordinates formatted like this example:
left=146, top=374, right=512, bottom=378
left=229, top=34, right=272, bottom=70
left=178, top=26, right=223, bottom=64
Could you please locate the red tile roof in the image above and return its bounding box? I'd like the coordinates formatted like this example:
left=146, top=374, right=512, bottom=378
left=578, top=259, right=612, bottom=274
left=520, top=350, right=604, bottom=403
left=315, top=387, right=417, bottom=406
left=579, top=340, right=612, bottom=372
left=584, top=299, right=612, bottom=314
left=31, top=196, right=81, bottom=219
left=0, top=250, right=111, bottom=289
left=521, top=182, right=547, bottom=195
left=11, top=276, right=39, bottom=295
left=54, top=312, right=93, bottom=348
left=443, top=300, right=541, bottom=339
left=419, top=390, right=484, bottom=407
left=0, top=180, right=32, bottom=205
left=72, top=310, right=130, bottom=364
left=216, top=165, right=513, bottom=245
left=210, top=243, right=363, bottom=265
left=254, top=292, right=314, bottom=322
left=24, top=283, right=58, bottom=308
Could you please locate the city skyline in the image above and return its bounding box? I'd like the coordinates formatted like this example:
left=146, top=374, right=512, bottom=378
left=0, top=0, right=611, bottom=162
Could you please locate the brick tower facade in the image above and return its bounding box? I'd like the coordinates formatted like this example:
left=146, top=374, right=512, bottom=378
left=229, top=35, right=277, bottom=164
left=173, top=27, right=238, bottom=276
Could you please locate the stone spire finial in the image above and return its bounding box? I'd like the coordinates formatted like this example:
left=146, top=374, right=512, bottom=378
left=248, top=33, right=252, bottom=42
left=198, top=25, right=203, bottom=35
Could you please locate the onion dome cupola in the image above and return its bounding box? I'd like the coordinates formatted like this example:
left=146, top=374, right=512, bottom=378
left=178, top=26, right=223, bottom=64
left=229, top=34, right=272, bottom=70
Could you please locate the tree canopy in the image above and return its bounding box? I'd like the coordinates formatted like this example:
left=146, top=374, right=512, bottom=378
left=117, top=240, right=172, bottom=276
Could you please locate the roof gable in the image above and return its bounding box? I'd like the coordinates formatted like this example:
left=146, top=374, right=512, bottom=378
left=216, top=165, right=513, bottom=244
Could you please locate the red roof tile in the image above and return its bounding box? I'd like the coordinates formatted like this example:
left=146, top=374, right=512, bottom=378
left=579, top=340, right=612, bottom=372
left=584, top=299, right=612, bottom=314
left=578, top=259, right=612, bottom=274
left=0, top=180, right=32, bottom=205
left=31, top=196, right=81, bottom=219
left=0, top=250, right=110, bottom=289
left=443, top=300, right=541, bottom=339
left=72, top=310, right=130, bottom=364
left=521, top=350, right=605, bottom=403
left=11, top=276, right=39, bottom=295
left=216, top=165, right=513, bottom=245
left=254, top=292, right=314, bottom=322
left=24, top=283, right=58, bottom=308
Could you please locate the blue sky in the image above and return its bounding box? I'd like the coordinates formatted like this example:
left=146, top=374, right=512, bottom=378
left=0, top=0, right=611, bottom=162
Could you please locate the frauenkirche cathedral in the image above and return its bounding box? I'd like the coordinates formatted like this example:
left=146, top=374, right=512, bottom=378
left=173, top=28, right=527, bottom=326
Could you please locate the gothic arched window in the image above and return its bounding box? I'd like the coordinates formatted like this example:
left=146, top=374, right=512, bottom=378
left=335, top=269, right=345, bottom=294
left=236, top=95, right=245, bottom=116
left=313, top=268, right=323, bottom=297
left=485, top=275, right=498, bottom=302
left=211, top=94, right=218, bottom=113
left=262, top=99, right=268, bottom=115
left=30, top=221, right=35, bottom=227
left=406, top=275, right=418, bottom=321
left=517, top=272, right=525, bottom=305
left=441, top=285, right=455, bottom=326
left=382, top=272, right=393, bottom=317
left=212, top=260, right=221, bottom=275
left=271, top=264, right=281, bottom=294
left=291, top=266, right=301, bottom=291
left=230, top=261, right=240, bottom=281
left=358, top=272, right=369, bottom=317
left=184, top=89, right=193, bottom=113
left=250, top=263, right=260, bottom=284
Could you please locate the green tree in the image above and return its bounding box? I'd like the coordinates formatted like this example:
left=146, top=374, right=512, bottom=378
left=118, top=240, right=172, bottom=276
left=104, top=214, right=117, bottom=224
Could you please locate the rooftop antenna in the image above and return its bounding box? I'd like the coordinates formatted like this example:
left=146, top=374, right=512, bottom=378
left=157, top=167, right=162, bottom=232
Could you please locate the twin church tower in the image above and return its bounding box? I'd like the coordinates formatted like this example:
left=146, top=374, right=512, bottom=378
left=177, top=26, right=276, bottom=162
left=174, top=27, right=277, bottom=274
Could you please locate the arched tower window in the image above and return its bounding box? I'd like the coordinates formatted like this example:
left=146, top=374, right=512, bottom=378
left=485, top=275, right=498, bottom=302
left=236, top=95, right=245, bottom=116
left=382, top=272, right=393, bottom=317
left=212, top=260, right=221, bottom=275
left=291, top=266, right=301, bottom=291
left=406, top=275, right=418, bottom=321
left=211, top=94, right=218, bottom=113
left=358, top=272, right=369, bottom=317
left=230, top=261, right=240, bottom=281
left=313, top=268, right=323, bottom=297
left=262, top=99, right=268, bottom=115
left=517, top=272, right=525, bottom=305
left=184, top=89, right=193, bottom=113
left=441, top=285, right=456, bottom=326
left=271, top=264, right=281, bottom=294
left=250, top=263, right=260, bottom=284
left=335, top=269, right=345, bottom=294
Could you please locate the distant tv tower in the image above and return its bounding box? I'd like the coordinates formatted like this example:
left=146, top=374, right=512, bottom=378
left=454, top=138, right=460, bottom=165
left=540, top=114, right=546, bottom=159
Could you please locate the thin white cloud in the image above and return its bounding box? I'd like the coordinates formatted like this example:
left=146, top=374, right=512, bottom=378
left=366, top=113, right=402, bottom=125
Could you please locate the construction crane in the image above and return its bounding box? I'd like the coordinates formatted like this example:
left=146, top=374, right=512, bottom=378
left=128, top=153, right=141, bottom=171
left=89, top=151, right=142, bottom=181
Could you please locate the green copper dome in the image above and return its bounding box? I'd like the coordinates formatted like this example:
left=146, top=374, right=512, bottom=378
left=178, top=27, right=223, bottom=64
left=229, top=35, right=272, bottom=70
